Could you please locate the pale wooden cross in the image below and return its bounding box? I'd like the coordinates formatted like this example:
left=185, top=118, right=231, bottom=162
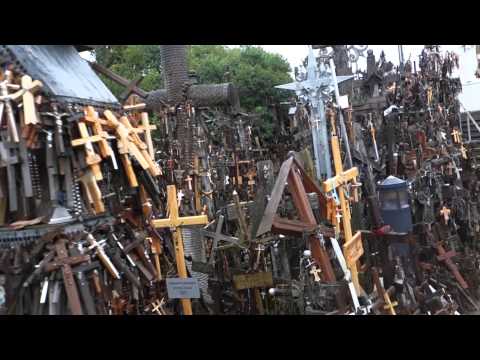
left=309, top=265, right=322, bottom=282
left=83, top=106, right=117, bottom=169
left=152, top=185, right=208, bottom=315
left=119, top=115, right=160, bottom=177
left=148, top=237, right=163, bottom=281
left=140, top=112, right=157, bottom=159
left=71, top=122, right=104, bottom=181
left=323, top=108, right=363, bottom=295
left=440, top=206, right=451, bottom=225
left=185, top=175, right=193, bottom=191
left=103, top=110, right=138, bottom=187
left=451, top=128, right=461, bottom=144
left=151, top=298, right=166, bottom=315
left=460, top=145, right=468, bottom=159
left=16, top=75, right=43, bottom=126
left=78, top=168, right=105, bottom=214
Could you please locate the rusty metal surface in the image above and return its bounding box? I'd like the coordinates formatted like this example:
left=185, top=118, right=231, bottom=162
left=3, top=45, right=119, bottom=107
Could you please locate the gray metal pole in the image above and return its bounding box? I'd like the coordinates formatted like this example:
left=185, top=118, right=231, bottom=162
left=329, top=58, right=353, bottom=169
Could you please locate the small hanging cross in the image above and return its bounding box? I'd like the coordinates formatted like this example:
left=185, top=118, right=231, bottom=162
left=440, top=206, right=451, bottom=225
left=451, top=128, right=461, bottom=144
left=460, top=145, right=468, bottom=159
left=185, top=175, right=193, bottom=191
left=309, top=265, right=322, bottom=282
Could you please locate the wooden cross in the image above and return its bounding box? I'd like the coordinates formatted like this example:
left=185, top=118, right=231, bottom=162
left=12, top=75, right=43, bottom=126
left=140, top=112, right=157, bottom=159
left=452, top=128, right=461, bottom=144
left=440, top=206, right=451, bottom=225
left=103, top=110, right=138, bottom=187
left=78, top=168, right=105, bottom=214
left=309, top=265, right=322, bottom=282
left=119, top=115, right=161, bottom=177
left=120, top=75, right=145, bottom=103
left=151, top=298, right=166, bottom=315
left=85, top=232, right=121, bottom=280
left=83, top=106, right=117, bottom=169
left=323, top=108, right=363, bottom=295
left=185, top=175, right=193, bottom=191
left=44, top=236, right=90, bottom=315
left=152, top=185, right=208, bottom=315
left=149, top=236, right=163, bottom=281
left=435, top=241, right=468, bottom=289
left=71, top=122, right=104, bottom=181
left=460, top=145, right=468, bottom=159
left=199, top=215, right=242, bottom=265
left=371, top=267, right=397, bottom=315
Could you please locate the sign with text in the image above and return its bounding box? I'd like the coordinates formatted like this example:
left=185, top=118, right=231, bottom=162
left=343, top=231, right=364, bottom=266
left=166, top=278, right=200, bottom=299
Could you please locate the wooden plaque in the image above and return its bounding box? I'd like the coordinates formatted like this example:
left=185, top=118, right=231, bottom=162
left=343, top=231, right=363, bottom=266
left=233, top=272, right=273, bottom=290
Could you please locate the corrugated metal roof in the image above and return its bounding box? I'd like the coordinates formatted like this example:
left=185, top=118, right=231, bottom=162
left=5, top=45, right=119, bottom=107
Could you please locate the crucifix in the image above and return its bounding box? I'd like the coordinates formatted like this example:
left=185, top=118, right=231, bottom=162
left=323, top=108, right=363, bottom=295
left=84, top=232, right=121, bottom=280
left=44, top=235, right=91, bottom=315
left=152, top=185, right=208, bottom=315
left=276, top=46, right=354, bottom=180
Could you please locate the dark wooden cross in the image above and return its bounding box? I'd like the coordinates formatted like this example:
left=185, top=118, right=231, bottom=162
left=198, top=214, right=243, bottom=265
left=44, top=236, right=91, bottom=315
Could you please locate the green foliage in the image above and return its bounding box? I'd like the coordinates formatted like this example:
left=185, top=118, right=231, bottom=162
left=94, top=45, right=293, bottom=139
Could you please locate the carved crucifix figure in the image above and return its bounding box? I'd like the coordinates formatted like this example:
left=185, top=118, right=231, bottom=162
left=152, top=185, right=208, bottom=315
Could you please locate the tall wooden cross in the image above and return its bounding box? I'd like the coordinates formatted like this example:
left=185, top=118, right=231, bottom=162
left=152, top=185, right=208, bottom=315
left=323, top=108, right=363, bottom=295
left=16, top=75, right=43, bottom=126
left=44, top=236, right=91, bottom=315
left=71, top=122, right=104, bottom=181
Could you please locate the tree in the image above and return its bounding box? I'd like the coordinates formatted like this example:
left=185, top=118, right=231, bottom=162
left=94, top=45, right=293, bottom=139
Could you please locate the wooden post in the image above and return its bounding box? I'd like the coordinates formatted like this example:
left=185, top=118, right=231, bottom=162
left=323, top=109, right=363, bottom=295
left=152, top=185, right=208, bottom=315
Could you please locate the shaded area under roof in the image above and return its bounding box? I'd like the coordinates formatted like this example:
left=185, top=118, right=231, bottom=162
left=5, top=45, right=119, bottom=107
